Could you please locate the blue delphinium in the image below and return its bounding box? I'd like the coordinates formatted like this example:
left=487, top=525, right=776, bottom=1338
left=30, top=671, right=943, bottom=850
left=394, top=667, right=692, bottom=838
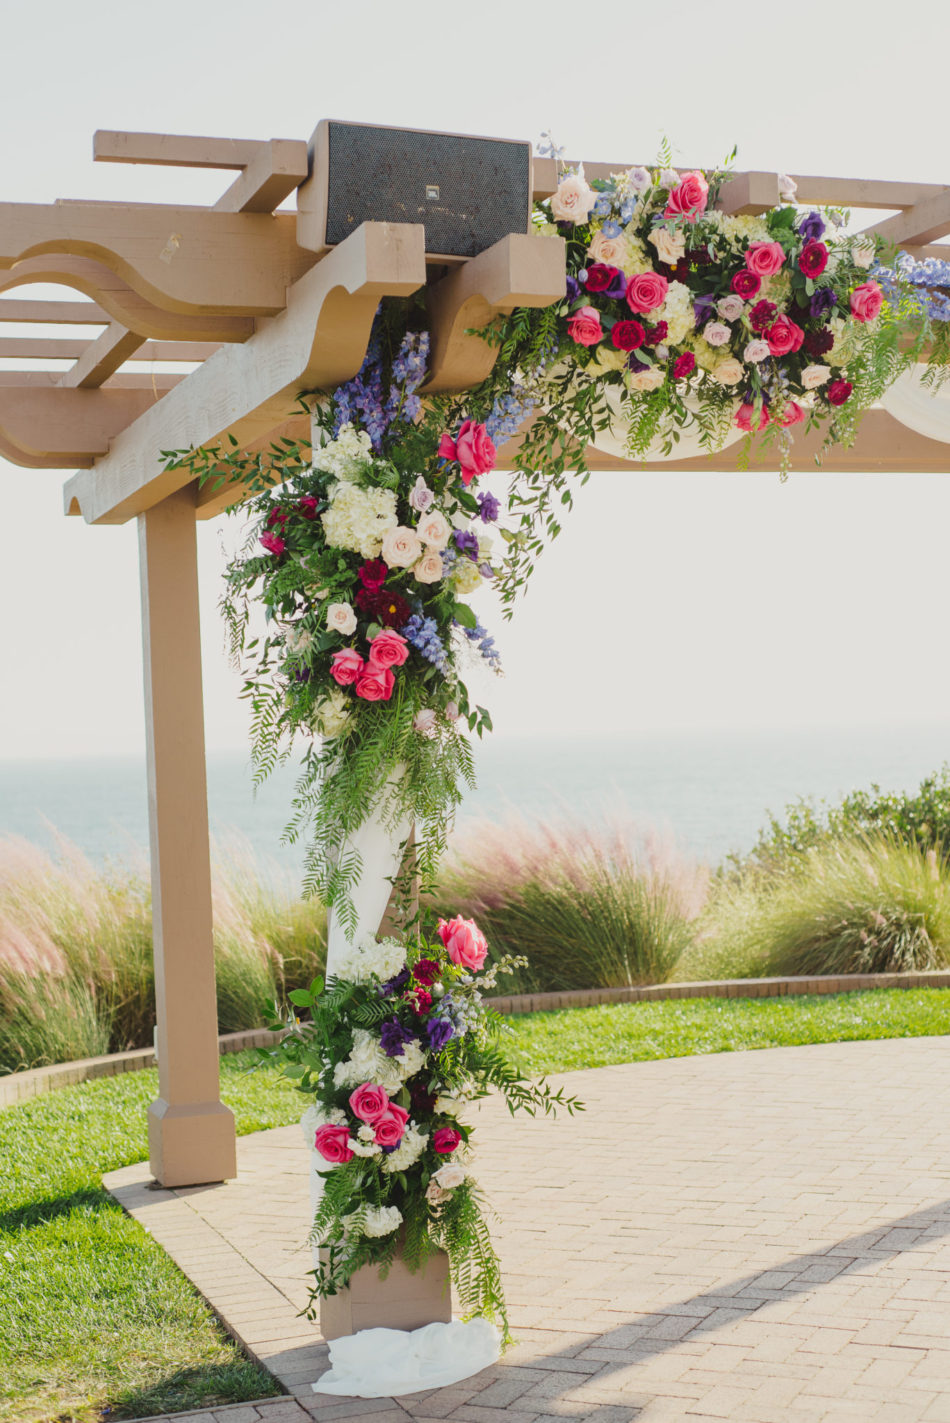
left=485, top=386, right=537, bottom=446
left=402, top=613, right=450, bottom=674
left=457, top=617, right=502, bottom=671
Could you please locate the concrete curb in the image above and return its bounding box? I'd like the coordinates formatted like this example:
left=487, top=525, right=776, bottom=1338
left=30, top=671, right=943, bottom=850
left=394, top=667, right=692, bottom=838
left=4, top=970, right=950, bottom=1109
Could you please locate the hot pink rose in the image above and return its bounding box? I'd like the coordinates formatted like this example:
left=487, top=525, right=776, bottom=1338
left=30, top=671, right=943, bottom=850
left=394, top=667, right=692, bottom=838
left=349, top=1083, right=390, bottom=1124
left=368, top=630, right=409, bottom=670
left=735, top=402, right=769, bottom=433
left=259, top=531, right=286, bottom=555
left=625, top=272, right=669, bottom=314
left=437, top=915, right=488, bottom=970
left=433, top=1127, right=462, bottom=1155
left=663, top=170, right=709, bottom=223
left=745, top=242, right=786, bottom=278
left=330, top=649, right=364, bottom=686
left=850, top=280, right=883, bottom=322
left=374, top=1103, right=410, bottom=1147
left=440, top=420, right=497, bottom=485
left=774, top=401, right=805, bottom=427
left=313, top=1124, right=354, bottom=1164
left=355, top=665, right=395, bottom=701
left=765, top=315, right=805, bottom=358
left=566, top=306, right=603, bottom=347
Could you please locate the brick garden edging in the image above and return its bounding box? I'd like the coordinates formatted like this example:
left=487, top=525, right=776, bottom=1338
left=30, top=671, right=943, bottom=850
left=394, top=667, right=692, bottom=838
left=4, top=969, right=950, bottom=1109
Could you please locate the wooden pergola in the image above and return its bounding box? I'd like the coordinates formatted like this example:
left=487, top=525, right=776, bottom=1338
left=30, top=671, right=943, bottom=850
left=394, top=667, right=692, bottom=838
left=5, top=123, right=949, bottom=1186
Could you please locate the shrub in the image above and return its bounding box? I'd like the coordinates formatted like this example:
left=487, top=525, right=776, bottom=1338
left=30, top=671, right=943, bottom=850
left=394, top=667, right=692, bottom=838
left=0, top=835, right=325, bottom=1073
left=432, top=817, right=706, bottom=994
left=701, top=836, right=950, bottom=979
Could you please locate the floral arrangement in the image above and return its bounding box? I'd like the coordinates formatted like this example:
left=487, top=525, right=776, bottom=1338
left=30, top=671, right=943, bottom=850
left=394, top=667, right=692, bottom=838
left=265, top=915, right=582, bottom=1335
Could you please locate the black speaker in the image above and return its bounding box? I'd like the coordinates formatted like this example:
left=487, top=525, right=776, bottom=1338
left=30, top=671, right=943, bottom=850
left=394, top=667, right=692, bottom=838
left=298, top=120, right=531, bottom=261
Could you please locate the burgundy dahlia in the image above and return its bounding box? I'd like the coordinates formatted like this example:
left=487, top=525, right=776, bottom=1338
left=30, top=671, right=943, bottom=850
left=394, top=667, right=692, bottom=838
left=749, top=299, right=778, bottom=334
left=803, top=327, right=835, bottom=358
left=355, top=587, right=411, bottom=627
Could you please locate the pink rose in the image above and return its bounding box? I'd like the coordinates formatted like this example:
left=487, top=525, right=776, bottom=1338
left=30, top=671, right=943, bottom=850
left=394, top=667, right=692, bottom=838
left=717, top=294, right=745, bottom=323
left=355, top=665, right=395, bottom=701
left=703, top=322, right=731, bottom=348
left=433, top=1127, right=462, bottom=1155
left=330, top=649, right=364, bottom=687
left=745, top=242, right=786, bottom=278
left=850, top=280, right=883, bottom=322
left=313, top=1124, right=354, bottom=1164
left=349, top=1083, right=390, bottom=1124
left=374, top=1103, right=410, bottom=1148
left=663, top=170, right=708, bottom=223
left=440, top=420, right=497, bottom=485
left=368, top=629, right=409, bottom=670
left=625, top=272, right=669, bottom=314
left=259, top=531, right=286, bottom=555
left=735, top=402, right=769, bottom=433
left=730, top=269, right=761, bottom=300
left=765, top=315, right=805, bottom=358
left=437, top=915, right=488, bottom=970
left=774, top=401, right=805, bottom=427
left=566, top=306, right=603, bottom=348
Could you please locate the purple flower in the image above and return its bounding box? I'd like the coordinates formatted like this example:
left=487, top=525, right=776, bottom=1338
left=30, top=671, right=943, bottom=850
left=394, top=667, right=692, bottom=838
left=693, top=293, right=716, bottom=327
left=453, top=530, right=479, bottom=558
left=381, top=966, right=410, bottom=996
left=477, top=491, right=500, bottom=523
left=426, top=1017, right=454, bottom=1051
left=798, top=211, right=826, bottom=242
left=605, top=268, right=628, bottom=300
left=380, top=1017, right=418, bottom=1058
left=627, top=354, right=648, bottom=373
left=810, top=287, right=838, bottom=319
left=565, top=275, right=581, bottom=302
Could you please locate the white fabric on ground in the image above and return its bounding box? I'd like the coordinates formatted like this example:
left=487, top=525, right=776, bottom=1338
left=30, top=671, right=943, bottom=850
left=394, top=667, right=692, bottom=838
left=312, top=1318, right=501, bottom=1397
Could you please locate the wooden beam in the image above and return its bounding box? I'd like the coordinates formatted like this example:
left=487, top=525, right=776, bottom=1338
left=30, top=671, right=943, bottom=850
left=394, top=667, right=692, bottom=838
left=0, top=203, right=313, bottom=314
left=59, top=322, right=146, bottom=389
left=214, top=139, right=310, bottom=214
left=0, top=298, right=110, bottom=323
left=0, top=372, right=180, bottom=466
left=94, top=130, right=262, bottom=170
left=423, top=232, right=565, bottom=394
left=869, top=190, right=950, bottom=247
left=63, top=221, right=427, bottom=524
left=0, top=336, right=220, bottom=361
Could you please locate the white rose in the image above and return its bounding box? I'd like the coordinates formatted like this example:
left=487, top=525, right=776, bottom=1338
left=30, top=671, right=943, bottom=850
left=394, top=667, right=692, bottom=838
left=550, top=173, right=596, bottom=223
left=649, top=227, right=686, bottom=265
left=326, top=602, right=357, bottom=635
left=312, top=689, right=350, bottom=740
left=852, top=238, right=876, bottom=270
left=659, top=168, right=679, bottom=190
left=626, top=166, right=651, bottom=194
left=381, top=524, right=423, bottom=569
left=778, top=173, right=798, bottom=202
left=713, top=357, right=745, bottom=386
left=716, top=294, right=745, bottom=323
left=704, top=322, right=731, bottom=348
left=417, top=510, right=450, bottom=550
left=801, top=364, right=830, bottom=390
left=433, top=1163, right=466, bottom=1190
left=414, top=552, right=444, bottom=584
left=434, top=1095, right=462, bottom=1116
left=628, top=368, right=665, bottom=392
left=743, top=340, right=771, bottom=364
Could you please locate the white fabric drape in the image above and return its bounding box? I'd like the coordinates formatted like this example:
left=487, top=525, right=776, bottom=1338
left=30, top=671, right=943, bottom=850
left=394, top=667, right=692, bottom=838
left=313, top=1318, right=500, bottom=1396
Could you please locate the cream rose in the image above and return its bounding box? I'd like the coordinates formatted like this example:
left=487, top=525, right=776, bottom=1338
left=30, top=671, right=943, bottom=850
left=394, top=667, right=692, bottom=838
left=649, top=227, right=686, bottom=265
left=326, top=602, right=357, bottom=635
left=801, top=364, right=831, bottom=389
left=550, top=173, right=596, bottom=223
left=628, top=367, right=665, bottom=392
left=381, top=525, right=423, bottom=569
left=413, top=552, right=444, bottom=584
left=589, top=229, right=631, bottom=270
left=713, top=357, right=744, bottom=386
left=433, top=1163, right=466, bottom=1190
left=417, top=509, right=450, bottom=550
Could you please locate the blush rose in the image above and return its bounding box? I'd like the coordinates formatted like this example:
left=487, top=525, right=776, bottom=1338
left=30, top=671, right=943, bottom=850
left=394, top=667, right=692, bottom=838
left=437, top=915, right=488, bottom=970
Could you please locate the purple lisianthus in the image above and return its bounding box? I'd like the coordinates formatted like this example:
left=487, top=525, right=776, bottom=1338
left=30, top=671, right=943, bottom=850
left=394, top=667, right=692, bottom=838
left=380, top=1016, right=417, bottom=1058
left=627, top=354, right=649, bottom=373
left=605, top=268, right=628, bottom=300
left=565, top=274, right=581, bottom=303
left=693, top=293, right=716, bottom=327
left=453, top=530, right=479, bottom=558
left=798, top=211, right=826, bottom=242
left=810, top=287, right=838, bottom=319
left=381, top=966, right=410, bottom=996
left=477, top=491, right=500, bottom=523
left=426, top=1017, right=455, bottom=1051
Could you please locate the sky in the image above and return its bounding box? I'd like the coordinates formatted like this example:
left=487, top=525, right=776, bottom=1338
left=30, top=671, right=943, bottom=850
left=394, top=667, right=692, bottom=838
left=3, top=0, right=950, bottom=758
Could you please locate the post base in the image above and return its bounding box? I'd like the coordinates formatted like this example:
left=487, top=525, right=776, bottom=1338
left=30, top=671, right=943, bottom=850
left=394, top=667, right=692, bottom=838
left=148, top=1098, right=237, bottom=1187
left=319, top=1247, right=452, bottom=1340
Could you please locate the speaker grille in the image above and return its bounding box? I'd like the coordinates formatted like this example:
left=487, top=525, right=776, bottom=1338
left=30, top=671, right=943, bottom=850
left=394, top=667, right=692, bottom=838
left=325, top=123, right=530, bottom=257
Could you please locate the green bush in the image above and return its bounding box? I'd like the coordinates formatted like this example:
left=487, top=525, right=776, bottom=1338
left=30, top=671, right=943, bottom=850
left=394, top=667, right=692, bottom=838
left=432, top=817, right=706, bottom=993
left=0, top=835, right=325, bottom=1073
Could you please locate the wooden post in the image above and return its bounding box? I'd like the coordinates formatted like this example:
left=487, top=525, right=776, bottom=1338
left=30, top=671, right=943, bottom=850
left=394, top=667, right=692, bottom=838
left=139, top=484, right=236, bottom=1187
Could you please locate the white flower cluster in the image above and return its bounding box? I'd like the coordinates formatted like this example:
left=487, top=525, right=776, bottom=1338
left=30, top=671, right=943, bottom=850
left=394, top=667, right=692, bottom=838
left=382, top=1123, right=429, bottom=1172
left=659, top=281, right=695, bottom=346
left=310, top=687, right=350, bottom=739
left=705, top=211, right=771, bottom=245
left=334, top=935, right=407, bottom=985
left=425, top=1162, right=468, bottom=1204
left=311, top=423, right=374, bottom=479
left=321, top=481, right=397, bottom=559
left=332, top=1028, right=427, bottom=1093
left=300, top=1102, right=346, bottom=1148
left=343, top=1204, right=403, bottom=1238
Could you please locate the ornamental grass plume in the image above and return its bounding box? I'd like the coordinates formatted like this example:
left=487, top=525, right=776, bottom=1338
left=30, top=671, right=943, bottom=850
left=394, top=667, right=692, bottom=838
left=432, top=815, right=707, bottom=993
left=0, top=833, right=326, bottom=1073
left=693, top=836, right=950, bottom=980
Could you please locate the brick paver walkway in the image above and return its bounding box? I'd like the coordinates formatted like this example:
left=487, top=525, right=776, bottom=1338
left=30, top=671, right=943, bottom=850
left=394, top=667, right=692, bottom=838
left=106, top=1037, right=950, bottom=1422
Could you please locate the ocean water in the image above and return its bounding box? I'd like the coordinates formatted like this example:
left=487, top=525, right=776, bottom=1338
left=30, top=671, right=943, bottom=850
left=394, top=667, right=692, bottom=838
left=1, top=723, right=949, bottom=873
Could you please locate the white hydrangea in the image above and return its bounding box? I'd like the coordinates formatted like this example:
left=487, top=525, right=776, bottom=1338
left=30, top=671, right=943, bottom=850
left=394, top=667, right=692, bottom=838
left=332, top=1028, right=427, bottom=1093
left=310, top=687, right=350, bottom=740
left=300, top=1103, right=346, bottom=1149
left=452, top=560, right=482, bottom=595
left=312, top=423, right=374, bottom=478
left=705, top=211, right=771, bottom=244
left=348, top=1136, right=383, bottom=1158
left=619, top=231, right=654, bottom=275
left=321, top=482, right=398, bottom=558
left=334, top=935, right=407, bottom=985
left=382, top=1123, right=429, bottom=1173
left=361, top=1205, right=403, bottom=1238
left=434, top=1095, right=463, bottom=1117
left=661, top=281, right=697, bottom=346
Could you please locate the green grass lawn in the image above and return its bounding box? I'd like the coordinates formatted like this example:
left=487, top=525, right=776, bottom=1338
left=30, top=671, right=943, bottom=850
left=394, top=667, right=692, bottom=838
left=3, top=987, right=950, bottom=1422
